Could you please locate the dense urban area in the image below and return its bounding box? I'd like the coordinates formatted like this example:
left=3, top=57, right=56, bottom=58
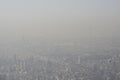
left=0, top=38, right=120, bottom=80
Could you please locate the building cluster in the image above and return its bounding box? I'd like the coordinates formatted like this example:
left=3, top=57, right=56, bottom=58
left=0, top=53, right=120, bottom=80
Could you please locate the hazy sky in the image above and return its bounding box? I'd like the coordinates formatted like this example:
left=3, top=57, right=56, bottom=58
left=0, top=0, right=120, bottom=17
left=0, top=0, right=120, bottom=40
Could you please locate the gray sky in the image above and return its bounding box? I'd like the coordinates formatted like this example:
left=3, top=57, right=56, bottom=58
left=0, top=0, right=120, bottom=40
left=0, top=0, right=119, bottom=15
